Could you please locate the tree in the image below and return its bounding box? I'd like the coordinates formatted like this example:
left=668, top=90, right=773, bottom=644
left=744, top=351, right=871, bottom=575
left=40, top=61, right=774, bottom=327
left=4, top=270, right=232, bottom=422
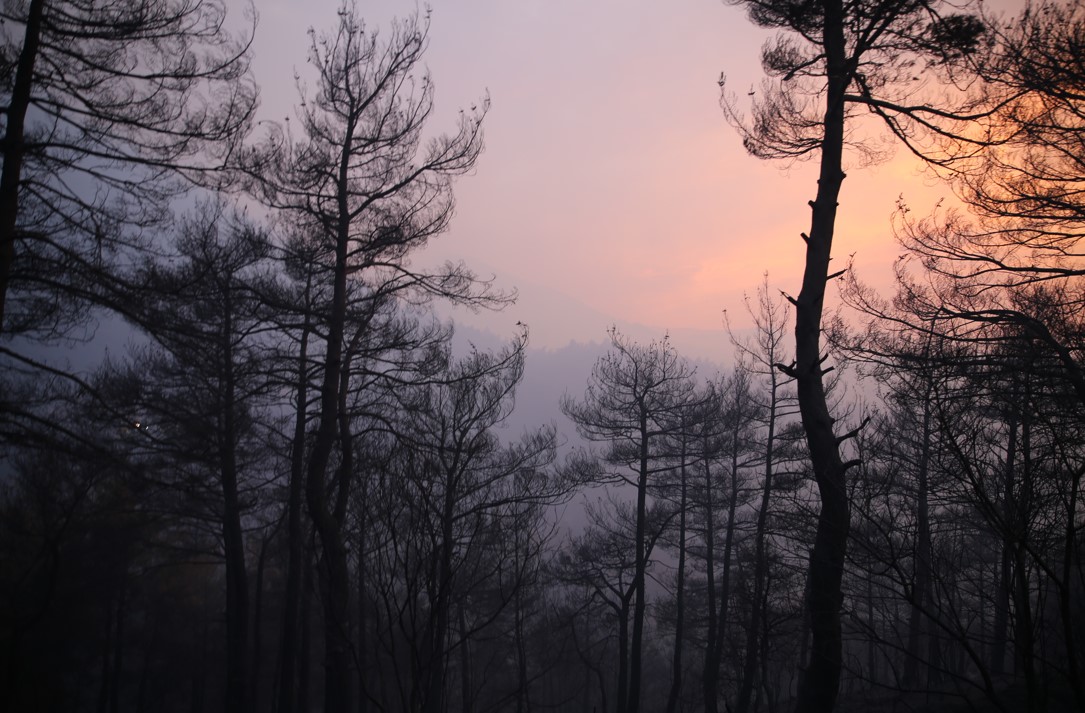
left=362, top=330, right=560, bottom=713
left=552, top=494, right=674, bottom=713
left=836, top=239, right=1085, bottom=711
left=244, top=6, right=501, bottom=710
left=125, top=202, right=272, bottom=713
left=698, top=369, right=759, bottom=713
left=720, top=0, right=987, bottom=708
left=561, top=328, right=698, bottom=713
left=0, top=0, right=257, bottom=335
left=906, top=0, right=1085, bottom=291
left=727, top=277, right=802, bottom=713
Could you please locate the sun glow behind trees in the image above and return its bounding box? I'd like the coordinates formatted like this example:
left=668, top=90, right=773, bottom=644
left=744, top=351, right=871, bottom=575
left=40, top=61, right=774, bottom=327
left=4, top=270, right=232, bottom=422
left=5, top=2, right=1085, bottom=713
left=252, top=0, right=952, bottom=347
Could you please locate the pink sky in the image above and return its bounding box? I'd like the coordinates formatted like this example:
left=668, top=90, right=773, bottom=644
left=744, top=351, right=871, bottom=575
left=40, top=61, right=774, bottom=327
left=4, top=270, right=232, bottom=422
left=252, top=0, right=978, bottom=360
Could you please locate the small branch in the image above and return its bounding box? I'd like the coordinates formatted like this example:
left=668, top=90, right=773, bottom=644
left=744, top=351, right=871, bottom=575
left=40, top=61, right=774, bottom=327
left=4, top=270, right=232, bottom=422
left=835, top=416, right=872, bottom=446
left=774, top=361, right=798, bottom=378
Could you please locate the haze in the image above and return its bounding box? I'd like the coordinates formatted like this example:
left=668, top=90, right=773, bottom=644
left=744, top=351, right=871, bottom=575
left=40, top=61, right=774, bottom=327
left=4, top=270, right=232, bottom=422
left=252, top=0, right=953, bottom=360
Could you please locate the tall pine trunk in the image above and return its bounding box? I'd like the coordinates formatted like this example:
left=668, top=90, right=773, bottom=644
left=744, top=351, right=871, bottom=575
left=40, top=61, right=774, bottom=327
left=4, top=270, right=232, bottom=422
left=791, top=1, right=850, bottom=709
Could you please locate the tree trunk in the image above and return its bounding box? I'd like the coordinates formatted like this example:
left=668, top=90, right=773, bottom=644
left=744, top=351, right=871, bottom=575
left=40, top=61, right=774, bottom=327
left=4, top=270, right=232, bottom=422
left=515, top=581, right=531, bottom=713
left=305, top=130, right=359, bottom=713
left=992, top=412, right=1018, bottom=677
left=299, top=551, right=314, bottom=713
left=1015, top=404, right=1037, bottom=712
left=1058, top=453, right=1085, bottom=712
left=791, top=1, right=850, bottom=709
left=459, top=604, right=473, bottom=713
left=702, top=436, right=721, bottom=713
left=357, top=495, right=370, bottom=713
left=251, top=528, right=272, bottom=713
left=666, top=456, right=689, bottom=713
left=278, top=276, right=312, bottom=713
left=0, top=0, right=44, bottom=331
left=422, top=471, right=458, bottom=713
left=738, top=368, right=779, bottom=713
left=617, top=597, right=630, bottom=713
left=628, top=415, right=650, bottom=713
left=221, top=285, right=250, bottom=713
left=905, top=395, right=936, bottom=688
left=706, top=409, right=742, bottom=713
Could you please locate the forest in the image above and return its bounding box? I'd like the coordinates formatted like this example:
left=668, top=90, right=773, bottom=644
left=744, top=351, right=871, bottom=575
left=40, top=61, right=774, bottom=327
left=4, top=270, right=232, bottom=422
left=1, top=0, right=1084, bottom=712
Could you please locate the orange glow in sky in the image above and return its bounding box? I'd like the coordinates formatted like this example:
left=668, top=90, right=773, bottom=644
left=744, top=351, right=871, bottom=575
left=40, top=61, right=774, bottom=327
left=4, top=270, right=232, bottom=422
left=253, top=0, right=994, bottom=359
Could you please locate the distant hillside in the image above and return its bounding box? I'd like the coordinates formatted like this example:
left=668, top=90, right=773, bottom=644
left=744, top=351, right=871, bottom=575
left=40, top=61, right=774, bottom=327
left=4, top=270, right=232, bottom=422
left=450, top=322, right=736, bottom=450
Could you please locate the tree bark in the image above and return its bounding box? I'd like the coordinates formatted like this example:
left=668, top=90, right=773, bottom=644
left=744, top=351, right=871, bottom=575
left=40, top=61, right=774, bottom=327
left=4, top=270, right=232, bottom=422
left=0, top=0, right=44, bottom=332
left=791, top=1, right=850, bottom=710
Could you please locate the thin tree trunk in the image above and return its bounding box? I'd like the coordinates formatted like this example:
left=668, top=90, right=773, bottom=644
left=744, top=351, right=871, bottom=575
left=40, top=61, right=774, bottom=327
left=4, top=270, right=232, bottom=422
left=738, top=364, right=779, bottom=713
left=357, top=497, right=369, bottom=713
left=905, top=395, right=935, bottom=687
left=666, top=457, right=689, bottom=713
left=707, top=408, right=742, bottom=713
left=221, top=284, right=250, bottom=713
left=299, top=547, right=314, bottom=713
left=459, top=604, right=473, bottom=713
left=422, top=469, right=458, bottom=713
left=278, top=273, right=312, bottom=713
left=628, top=415, right=650, bottom=713
left=702, top=435, right=721, bottom=713
left=251, top=528, right=273, bottom=713
left=515, top=582, right=530, bottom=713
left=992, top=414, right=1018, bottom=677
left=1016, top=405, right=1037, bottom=712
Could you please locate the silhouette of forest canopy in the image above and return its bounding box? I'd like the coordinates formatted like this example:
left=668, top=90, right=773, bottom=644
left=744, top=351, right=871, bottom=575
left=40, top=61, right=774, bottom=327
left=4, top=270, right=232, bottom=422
left=2, top=1, right=1084, bottom=713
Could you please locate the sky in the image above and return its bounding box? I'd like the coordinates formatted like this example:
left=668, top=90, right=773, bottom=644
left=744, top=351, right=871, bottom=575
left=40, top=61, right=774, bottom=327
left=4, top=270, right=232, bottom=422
left=250, top=0, right=993, bottom=362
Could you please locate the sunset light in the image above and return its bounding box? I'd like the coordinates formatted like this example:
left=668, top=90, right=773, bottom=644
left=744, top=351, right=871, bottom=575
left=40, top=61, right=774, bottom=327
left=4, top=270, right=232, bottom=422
left=7, top=1, right=1080, bottom=712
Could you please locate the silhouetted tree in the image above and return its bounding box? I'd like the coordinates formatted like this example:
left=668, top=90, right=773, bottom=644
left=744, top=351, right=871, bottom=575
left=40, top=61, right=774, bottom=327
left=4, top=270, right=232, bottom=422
left=243, top=6, right=501, bottom=710
left=728, top=278, right=801, bottom=713
left=721, top=0, right=987, bottom=707
left=0, top=0, right=257, bottom=335
left=363, top=330, right=559, bottom=713
left=561, top=329, right=697, bottom=713
left=125, top=203, right=272, bottom=713
left=699, top=369, right=760, bottom=713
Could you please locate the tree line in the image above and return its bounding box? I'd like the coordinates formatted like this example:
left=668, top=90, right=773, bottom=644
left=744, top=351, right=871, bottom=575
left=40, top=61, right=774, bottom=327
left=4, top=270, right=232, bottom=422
left=2, top=1, right=1085, bottom=713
